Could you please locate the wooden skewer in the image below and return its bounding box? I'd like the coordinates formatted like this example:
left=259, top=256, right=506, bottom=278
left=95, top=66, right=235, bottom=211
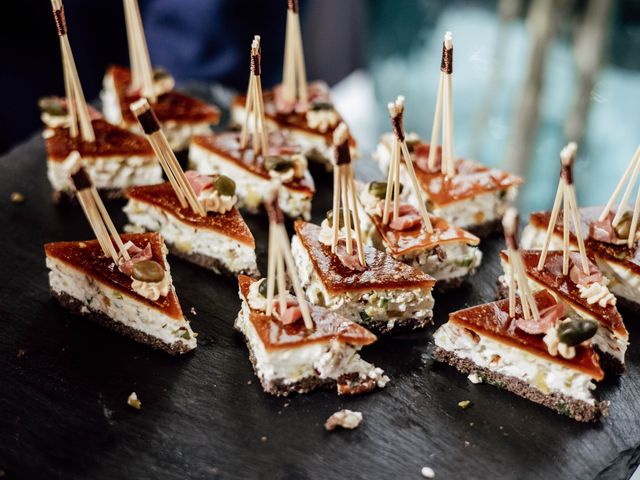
left=428, top=32, right=454, bottom=176
left=331, top=160, right=341, bottom=252
left=240, top=36, right=269, bottom=156
left=537, top=143, right=589, bottom=275
left=265, top=226, right=277, bottom=317
left=341, top=168, right=353, bottom=255
left=51, top=0, right=95, bottom=143
left=384, top=96, right=434, bottom=232
left=131, top=99, right=205, bottom=216
left=123, top=0, right=156, bottom=102
left=281, top=0, right=308, bottom=106
left=628, top=185, right=640, bottom=248
left=346, top=166, right=366, bottom=266
left=612, top=150, right=640, bottom=227
left=600, top=145, right=640, bottom=222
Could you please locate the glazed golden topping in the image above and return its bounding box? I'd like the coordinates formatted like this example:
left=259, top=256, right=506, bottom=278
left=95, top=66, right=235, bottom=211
left=191, top=132, right=315, bottom=194
left=501, top=250, right=626, bottom=335
left=449, top=290, right=604, bottom=380
left=530, top=206, right=640, bottom=274
left=109, top=65, right=220, bottom=125
left=125, top=182, right=255, bottom=247
left=238, top=275, right=376, bottom=350
left=293, top=221, right=435, bottom=294
left=44, top=232, right=183, bottom=319
left=46, top=119, right=153, bottom=161
left=370, top=211, right=479, bottom=256
left=408, top=142, right=522, bottom=206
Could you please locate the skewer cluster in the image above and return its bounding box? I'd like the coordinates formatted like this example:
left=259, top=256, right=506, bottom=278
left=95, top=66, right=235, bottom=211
left=383, top=97, right=433, bottom=233
left=264, top=189, right=313, bottom=329
left=599, top=145, right=640, bottom=248
left=427, top=31, right=455, bottom=177
left=537, top=143, right=589, bottom=276
left=330, top=123, right=365, bottom=267
left=70, top=161, right=129, bottom=264
left=503, top=208, right=539, bottom=321
left=131, top=98, right=205, bottom=216
left=281, top=0, right=308, bottom=106
left=123, top=0, right=156, bottom=102
left=240, top=36, right=269, bottom=156
left=50, top=0, right=94, bottom=142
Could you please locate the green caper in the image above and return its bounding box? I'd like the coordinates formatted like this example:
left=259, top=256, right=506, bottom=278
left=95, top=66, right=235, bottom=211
left=614, top=211, right=632, bottom=239
left=258, top=278, right=277, bottom=297
left=326, top=209, right=347, bottom=228
left=368, top=181, right=403, bottom=199
left=265, top=156, right=294, bottom=172
left=557, top=319, right=598, bottom=347
left=38, top=96, right=67, bottom=116
left=310, top=100, right=334, bottom=111
left=131, top=260, right=165, bottom=283
left=214, top=175, right=236, bottom=196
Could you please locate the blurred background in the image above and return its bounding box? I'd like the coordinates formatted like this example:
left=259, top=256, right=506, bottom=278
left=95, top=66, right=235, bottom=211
left=2, top=0, right=640, bottom=215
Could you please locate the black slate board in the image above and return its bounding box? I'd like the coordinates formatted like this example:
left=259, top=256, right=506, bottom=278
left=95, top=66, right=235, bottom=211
left=1, top=95, right=640, bottom=480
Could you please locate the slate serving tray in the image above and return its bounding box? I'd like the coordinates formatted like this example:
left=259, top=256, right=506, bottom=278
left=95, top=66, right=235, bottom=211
left=1, top=92, right=639, bottom=480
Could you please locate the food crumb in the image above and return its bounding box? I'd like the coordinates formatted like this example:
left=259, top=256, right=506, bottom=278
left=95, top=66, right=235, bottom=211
left=127, top=392, right=141, bottom=410
left=16, top=349, right=26, bottom=358
left=467, top=373, right=482, bottom=384
left=458, top=400, right=471, bottom=409
left=324, top=409, right=362, bottom=431
left=190, top=307, right=197, bottom=315
left=464, top=441, right=470, bottom=447
left=247, top=380, right=252, bottom=385
left=10, top=192, right=25, bottom=204
left=421, top=466, right=435, bottom=478
left=260, top=436, right=268, bottom=442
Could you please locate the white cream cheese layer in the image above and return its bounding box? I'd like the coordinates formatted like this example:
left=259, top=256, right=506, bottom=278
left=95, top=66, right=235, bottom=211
left=291, top=235, right=434, bottom=328
left=188, top=143, right=313, bottom=220
left=374, top=138, right=516, bottom=229
left=521, top=224, right=640, bottom=306
left=47, top=150, right=161, bottom=195
left=124, top=199, right=257, bottom=275
left=499, top=260, right=628, bottom=364
left=433, top=322, right=597, bottom=403
left=230, top=105, right=334, bottom=167
left=101, top=73, right=212, bottom=151
left=47, top=256, right=196, bottom=351
left=235, top=299, right=388, bottom=387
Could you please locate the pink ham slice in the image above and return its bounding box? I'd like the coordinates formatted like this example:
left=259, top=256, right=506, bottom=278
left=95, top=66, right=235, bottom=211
left=568, top=254, right=603, bottom=287
left=588, top=218, right=617, bottom=244
left=335, top=240, right=366, bottom=271
left=118, top=242, right=153, bottom=276
left=273, top=298, right=303, bottom=325
left=515, top=301, right=565, bottom=335
left=389, top=204, right=422, bottom=231
left=273, top=82, right=331, bottom=114
left=185, top=170, right=213, bottom=196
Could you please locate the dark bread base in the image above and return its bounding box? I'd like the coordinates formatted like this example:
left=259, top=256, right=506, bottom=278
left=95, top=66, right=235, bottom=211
left=433, top=347, right=608, bottom=422
left=360, top=313, right=433, bottom=336
left=51, top=290, right=194, bottom=355
left=465, top=218, right=503, bottom=238
left=236, top=315, right=378, bottom=397
left=167, top=243, right=260, bottom=278
left=53, top=187, right=124, bottom=204
left=495, top=279, right=626, bottom=375
left=434, top=275, right=466, bottom=293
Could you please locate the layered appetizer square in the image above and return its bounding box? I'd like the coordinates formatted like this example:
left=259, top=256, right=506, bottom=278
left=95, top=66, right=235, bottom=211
left=291, top=221, right=436, bottom=334
left=45, top=232, right=196, bottom=354
left=189, top=131, right=315, bottom=219
left=102, top=65, right=220, bottom=151
left=236, top=275, right=389, bottom=396
left=433, top=290, right=608, bottom=422
left=374, top=134, right=522, bottom=235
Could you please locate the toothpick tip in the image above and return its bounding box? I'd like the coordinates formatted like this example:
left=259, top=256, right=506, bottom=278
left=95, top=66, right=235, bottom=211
left=560, top=142, right=578, bottom=166
left=444, top=31, right=453, bottom=48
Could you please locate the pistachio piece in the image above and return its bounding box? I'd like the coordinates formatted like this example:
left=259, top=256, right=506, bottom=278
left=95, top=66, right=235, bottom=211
left=368, top=181, right=403, bottom=199
left=614, top=211, right=632, bottom=239
left=258, top=278, right=278, bottom=297
left=265, top=156, right=294, bottom=172
left=131, top=260, right=165, bottom=283
left=38, top=96, right=67, bottom=116
left=310, top=100, right=334, bottom=111
left=326, top=209, right=346, bottom=228
left=214, top=175, right=236, bottom=196
left=557, top=318, right=598, bottom=347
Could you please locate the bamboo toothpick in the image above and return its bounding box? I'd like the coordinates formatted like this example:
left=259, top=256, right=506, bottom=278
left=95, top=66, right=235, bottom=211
left=537, top=143, right=589, bottom=275
left=330, top=123, right=366, bottom=267
left=599, top=145, right=640, bottom=247
left=382, top=97, right=434, bottom=233
left=240, top=36, right=269, bottom=156
left=50, top=0, right=95, bottom=143
left=70, top=162, right=129, bottom=264
left=123, top=0, right=156, bottom=102
left=131, top=99, right=206, bottom=216
left=427, top=32, right=455, bottom=177
left=281, top=0, right=308, bottom=107
left=264, top=187, right=313, bottom=329
left=502, top=207, right=540, bottom=321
